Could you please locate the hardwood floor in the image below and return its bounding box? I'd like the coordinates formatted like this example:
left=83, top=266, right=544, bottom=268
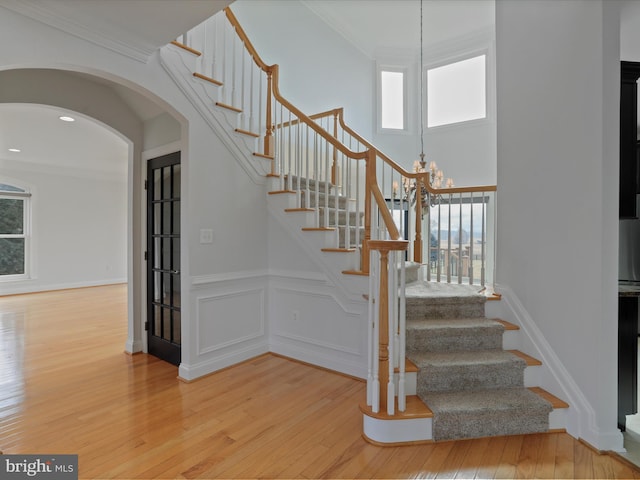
left=0, top=284, right=638, bottom=479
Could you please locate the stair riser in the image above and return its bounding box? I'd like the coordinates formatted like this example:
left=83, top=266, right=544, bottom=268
left=337, top=226, right=365, bottom=247
left=406, top=328, right=503, bottom=353
left=286, top=177, right=335, bottom=193
left=406, top=301, right=485, bottom=320
left=416, top=362, right=525, bottom=393
left=319, top=209, right=363, bottom=226
left=302, top=193, right=352, bottom=210
left=431, top=409, right=549, bottom=441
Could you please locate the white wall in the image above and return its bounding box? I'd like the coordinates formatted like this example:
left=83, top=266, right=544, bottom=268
left=143, top=112, right=181, bottom=151
left=496, top=0, right=622, bottom=450
left=0, top=160, right=127, bottom=294
left=372, top=28, right=497, bottom=187
left=231, top=0, right=374, bottom=137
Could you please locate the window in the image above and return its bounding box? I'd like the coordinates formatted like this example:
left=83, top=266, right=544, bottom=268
left=0, top=182, right=31, bottom=279
left=427, top=54, right=486, bottom=128
left=379, top=68, right=407, bottom=131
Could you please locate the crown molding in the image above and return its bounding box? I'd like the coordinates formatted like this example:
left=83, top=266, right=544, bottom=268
left=0, top=0, right=156, bottom=63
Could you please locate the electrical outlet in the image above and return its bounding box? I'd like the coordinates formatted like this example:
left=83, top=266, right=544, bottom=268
left=200, top=229, right=213, bottom=244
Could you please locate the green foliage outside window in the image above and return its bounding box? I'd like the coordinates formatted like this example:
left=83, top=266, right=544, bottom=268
left=0, top=238, right=25, bottom=275
left=0, top=194, right=26, bottom=276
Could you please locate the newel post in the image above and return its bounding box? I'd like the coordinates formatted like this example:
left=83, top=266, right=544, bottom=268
left=331, top=110, right=339, bottom=186
left=414, top=176, right=423, bottom=264
left=369, top=239, right=409, bottom=414
left=264, top=68, right=275, bottom=163
left=362, top=150, right=376, bottom=274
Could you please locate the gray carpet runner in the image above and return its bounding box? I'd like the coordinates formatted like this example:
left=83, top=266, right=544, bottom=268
left=405, top=282, right=552, bottom=441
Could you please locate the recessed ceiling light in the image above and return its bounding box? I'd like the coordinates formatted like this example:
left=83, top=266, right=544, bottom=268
left=8, top=148, right=21, bottom=153
left=59, top=115, right=75, bottom=122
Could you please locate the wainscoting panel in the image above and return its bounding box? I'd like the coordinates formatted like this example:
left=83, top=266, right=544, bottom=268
left=269, top=275, right=369, bottom=379
left=180, top=272, right=270, bottom=380
left=196, top=288, right=265, bottom=355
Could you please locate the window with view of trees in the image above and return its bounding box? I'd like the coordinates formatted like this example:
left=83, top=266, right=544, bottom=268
left=0, top=182, right=30, bottom=278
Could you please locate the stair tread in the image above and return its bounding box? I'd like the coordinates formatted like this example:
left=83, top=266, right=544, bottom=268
left=170, top=40, right=202, bottom=56
left=360, top=395, right=433, bottom=420
left=405, top=282, right=487, bottom=300
left=507, top=349, right=542, bottom=366
left=193, top=71, right=223, bottom=86
left=215, top=101, right=242, bottom=113
left=268, top=190, right=295, bottom=195
left=321, top=248, right=357, bottom=253
left=494, top=318, right=519, bottom=330
left=528, top=387, right=569, bottom=409
left=406, top=317, right=505, bottom=330
left=235, top=128, right=259, bottom=137
left=409, top=349, right=526, bottom=367
left=422, top=387, right=553, bottom=414
left=398, top=357, right=419, bottom=373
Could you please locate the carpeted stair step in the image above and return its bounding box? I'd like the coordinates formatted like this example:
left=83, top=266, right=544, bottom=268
left=284, top=175, right=334, bottom=193
left=410, top=350, right=526, bottom=393
left=301, top=190, right=353, bottom=209
left=318, top=207, right=363, bottom=226
left=405, top=286, right=486, bottom=320
left=406, top=317, right=505, bottom=353
left=422, top=387, right=553, bottom=441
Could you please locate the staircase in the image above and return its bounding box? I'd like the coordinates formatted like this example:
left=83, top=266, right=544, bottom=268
left=362, top=282, right=569, bottom=444
left=162, top=8, right=570, bottom=446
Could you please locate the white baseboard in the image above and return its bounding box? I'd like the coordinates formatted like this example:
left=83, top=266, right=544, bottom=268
left=270, top=339, right=367, bottom=380
left=488, top=283, right=624, bottom=451
left=0, top=278, right=127, bottom=296
left=178, top=342, right=269, bottom=381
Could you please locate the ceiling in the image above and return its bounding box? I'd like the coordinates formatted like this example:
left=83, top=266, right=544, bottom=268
left=300, top=0, right=495, bottom=58
left=0, top=104, right=129, bottom=176
left=0, top=0, right=233, bottom=62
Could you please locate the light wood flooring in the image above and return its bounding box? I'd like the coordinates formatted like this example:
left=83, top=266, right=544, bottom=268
left=0, top=284, right=638, bottom=479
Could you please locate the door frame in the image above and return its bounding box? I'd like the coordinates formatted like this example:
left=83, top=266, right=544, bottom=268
left=139, top=142, right=183, bottom=360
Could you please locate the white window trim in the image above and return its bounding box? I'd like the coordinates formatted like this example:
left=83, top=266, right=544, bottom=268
left=376, top=63, right=410, bottom=135
left=0, top=183, right=32, bottom=282
left=423, top=46, right=494, bottom=132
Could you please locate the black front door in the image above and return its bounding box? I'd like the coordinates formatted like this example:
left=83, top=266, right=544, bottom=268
left=147, top=152, right=181, bottom=366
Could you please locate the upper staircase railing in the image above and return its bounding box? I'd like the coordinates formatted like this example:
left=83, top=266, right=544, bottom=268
left=170, top=7, right=497, bottom=415
left=309, top=108, right=497, bottom=288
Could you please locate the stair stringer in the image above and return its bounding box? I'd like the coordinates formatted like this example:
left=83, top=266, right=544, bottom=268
left=486, top=283, right=624, bottom=451
left=159, top=43, right=271, bottom=185
left=267, top=191, right=375, bottom=379
left=267, top=192, right=368, bottom=300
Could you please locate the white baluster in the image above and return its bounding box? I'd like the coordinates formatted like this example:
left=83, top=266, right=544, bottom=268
left=437, top=202, right=442, bottom=282
left=387, top=249, right=395, bottom=415
left=371, top=249, right=380, bottom=413
left=367, top=249, right=376, bottom=406
left=469, top=192, right=474, bottom=285
left=458, top=192, right=463, bottom=283
left=481, top=191, right=486, bottom=287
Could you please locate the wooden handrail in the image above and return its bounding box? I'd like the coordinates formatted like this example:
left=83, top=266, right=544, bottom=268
left=224, top=7, right=496, bottom=275
left=225, top=7, right=368, bottom=163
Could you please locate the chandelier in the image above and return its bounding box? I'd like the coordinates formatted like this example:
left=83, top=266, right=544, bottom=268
left=392, top=0, right=453, bottom=211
